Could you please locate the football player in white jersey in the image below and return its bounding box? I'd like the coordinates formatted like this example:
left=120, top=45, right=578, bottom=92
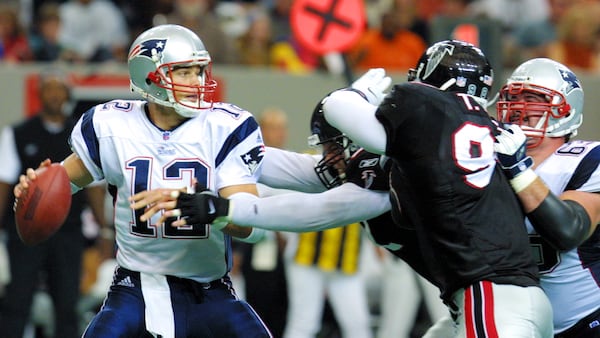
left=494, top=58, right=600, bottom=337
left=14, top=24, right=272, bottom=338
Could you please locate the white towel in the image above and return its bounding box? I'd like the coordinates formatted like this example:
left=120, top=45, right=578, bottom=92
left=140, top=272, right=175, bottom=338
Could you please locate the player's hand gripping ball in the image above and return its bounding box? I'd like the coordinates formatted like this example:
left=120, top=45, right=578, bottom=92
left=14, top=163, right=72, bottom=246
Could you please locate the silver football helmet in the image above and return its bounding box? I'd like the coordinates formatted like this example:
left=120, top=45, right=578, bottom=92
left=128, top=24, right=217, bottom=117
left=496, top=58, right=584, bottom=148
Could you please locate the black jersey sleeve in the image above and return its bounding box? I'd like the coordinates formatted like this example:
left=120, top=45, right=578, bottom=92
left=344, top=149, right=389, bottom=191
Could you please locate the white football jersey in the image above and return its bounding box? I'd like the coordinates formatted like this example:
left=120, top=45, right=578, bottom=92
left=528, top=140, right=600, bottom=333
left=70, top=100, right=264, bottom=282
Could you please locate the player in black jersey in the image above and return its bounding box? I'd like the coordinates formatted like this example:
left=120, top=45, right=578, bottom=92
left=320, top=40, right=553, bottom=337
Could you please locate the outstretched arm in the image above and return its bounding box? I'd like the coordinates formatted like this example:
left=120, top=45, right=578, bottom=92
left=259, top=147, right=326, bottom=193
left=132, top=183, right=391, bottom=232
left=494, top=124, right=597, bottom=250
left=322, top=68, right=391, bottom=155
left=228, top=183, right=391, bottom=231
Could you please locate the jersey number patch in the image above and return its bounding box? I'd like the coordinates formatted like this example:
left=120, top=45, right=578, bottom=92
left=452, top=122, right=495, bottom=189
left=127, top=158, right=210, bottom=238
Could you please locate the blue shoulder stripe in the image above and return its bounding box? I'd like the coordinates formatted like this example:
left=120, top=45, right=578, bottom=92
left=565, top=145, right=600, bottom=191
left=80, top=107, right=102, bottom=169
left=215, top=117, right=259, bottom=168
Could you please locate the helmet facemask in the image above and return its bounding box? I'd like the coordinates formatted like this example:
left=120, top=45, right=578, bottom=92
left=496, top=58, right=584, bottom=149
left=308, top=133, right=357, bottom=189
left=146, top=59, right=217, bottom=118
left=497, top=83, right=574, bottom=148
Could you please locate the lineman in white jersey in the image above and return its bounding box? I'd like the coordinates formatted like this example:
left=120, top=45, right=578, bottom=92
left=14, top=24, right=272, bottom=338
left=494, top=58, right=600, bottom=337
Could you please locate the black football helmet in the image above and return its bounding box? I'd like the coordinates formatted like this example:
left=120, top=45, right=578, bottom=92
left=408, top=39, right=493, bottom=105
left=307, top=97, right=359, bottom=189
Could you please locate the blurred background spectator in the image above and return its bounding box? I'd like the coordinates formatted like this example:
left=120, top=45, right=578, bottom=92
left=236, top=8, right=274, bottom=67
left=28, top=3, right=63, bottom=62
left=164, top=0, right=239, bottom=64
left=0, top=3, right=33, bottom=63
left=57, top=0, right=129, bottom=63
left=392, top=0, right=430, bottom=43
left=507, top=0, right=572, bottom=66
left=347, top=8, right=427, bottom=72
left=546, top=1, right=600, bottom=72
left=469, top=0, right=550, bottom=34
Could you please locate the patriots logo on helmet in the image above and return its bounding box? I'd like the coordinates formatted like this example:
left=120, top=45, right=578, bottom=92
left=128, top=39, right=167, bottom=61
left=241, top=145, right=265, bottom=174
left=560, top=69, right=581, bottom=92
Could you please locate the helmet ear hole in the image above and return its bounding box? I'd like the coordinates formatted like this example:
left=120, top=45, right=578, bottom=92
left=559, top=103, right=571, bottom=116
left=146, top=72, right=160, bottom=85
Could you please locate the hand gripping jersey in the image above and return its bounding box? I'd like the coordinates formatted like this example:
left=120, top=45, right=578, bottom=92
left=376, top=83, right=539, bottom=301
left=529, top=140, right=600, bottom=333
left=70, top=100, right=264, bottom=282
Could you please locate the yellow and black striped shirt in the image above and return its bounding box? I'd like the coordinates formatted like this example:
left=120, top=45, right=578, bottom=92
left=294, top=223, right=362, bottom=274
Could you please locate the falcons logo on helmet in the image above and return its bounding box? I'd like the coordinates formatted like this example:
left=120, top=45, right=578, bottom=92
left=423, top=42, right=455, bottom=80
left=128, top=39, right=167, bottom=61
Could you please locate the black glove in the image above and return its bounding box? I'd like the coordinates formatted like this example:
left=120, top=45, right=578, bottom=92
left=175, top=188, right=231, bottom=226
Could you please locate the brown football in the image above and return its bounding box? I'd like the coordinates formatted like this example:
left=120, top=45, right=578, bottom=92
left=14, top=163, right=72, bottom=246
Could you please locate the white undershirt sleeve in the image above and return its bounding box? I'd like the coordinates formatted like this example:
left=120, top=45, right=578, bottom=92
left=259, top=146, right=326, bottom=193
left=322, top=90, right=388, bottom=155
left=230, top=183, right=391, bottom=232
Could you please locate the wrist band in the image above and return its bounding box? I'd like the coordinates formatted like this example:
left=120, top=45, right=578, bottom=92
left=509, top=168, right=538, bottom=193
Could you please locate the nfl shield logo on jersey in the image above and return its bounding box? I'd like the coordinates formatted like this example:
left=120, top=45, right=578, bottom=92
left=241, top=145, right=265, bottom=174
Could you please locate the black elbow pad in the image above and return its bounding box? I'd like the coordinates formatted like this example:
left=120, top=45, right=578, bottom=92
left=527, top=193, right=591, bottom=251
